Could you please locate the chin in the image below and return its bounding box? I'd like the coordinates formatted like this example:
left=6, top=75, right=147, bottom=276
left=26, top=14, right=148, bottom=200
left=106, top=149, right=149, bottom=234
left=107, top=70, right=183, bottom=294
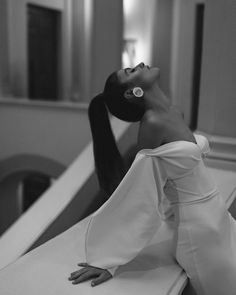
left=150, top=66, right=159, bottom=72
left=151, top=67, right=160, bottom=78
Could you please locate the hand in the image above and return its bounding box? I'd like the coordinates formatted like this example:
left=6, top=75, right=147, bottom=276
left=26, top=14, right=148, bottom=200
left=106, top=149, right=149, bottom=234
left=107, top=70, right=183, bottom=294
left=68, top=262, right=112, bottom=287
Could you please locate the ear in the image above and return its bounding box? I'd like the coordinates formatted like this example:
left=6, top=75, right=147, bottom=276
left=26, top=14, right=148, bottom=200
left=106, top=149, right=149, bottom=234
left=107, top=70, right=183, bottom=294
left=124, top=88, right=134, bottom=99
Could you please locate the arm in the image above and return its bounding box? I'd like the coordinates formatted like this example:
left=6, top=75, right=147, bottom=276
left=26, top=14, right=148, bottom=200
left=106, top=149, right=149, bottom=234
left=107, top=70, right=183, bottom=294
left=69, top=153, right=165, bottom=286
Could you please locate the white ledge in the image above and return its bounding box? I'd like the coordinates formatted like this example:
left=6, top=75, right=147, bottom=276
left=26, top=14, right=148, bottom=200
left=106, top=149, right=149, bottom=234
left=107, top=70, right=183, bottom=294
left=0, top=97, right=89, bottom=111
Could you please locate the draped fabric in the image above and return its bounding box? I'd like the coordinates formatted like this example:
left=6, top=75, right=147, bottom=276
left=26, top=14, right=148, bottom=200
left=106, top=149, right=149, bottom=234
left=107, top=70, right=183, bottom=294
left=85, top=134, right=236, bottom=294
left=85, top=153, right=167, bottom=275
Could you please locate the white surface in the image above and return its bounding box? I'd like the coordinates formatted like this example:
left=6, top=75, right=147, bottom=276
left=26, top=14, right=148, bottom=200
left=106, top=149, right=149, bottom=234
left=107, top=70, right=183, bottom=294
left=0, top=217, right=184, bottom=295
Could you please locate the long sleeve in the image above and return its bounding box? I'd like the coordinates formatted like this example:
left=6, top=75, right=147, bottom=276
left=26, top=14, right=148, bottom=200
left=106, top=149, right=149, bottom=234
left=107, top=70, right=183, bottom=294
left=85, top=153, right=166, bottom=275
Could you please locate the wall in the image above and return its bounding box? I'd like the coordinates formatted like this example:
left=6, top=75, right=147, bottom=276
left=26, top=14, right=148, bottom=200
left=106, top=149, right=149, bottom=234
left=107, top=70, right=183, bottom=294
left=152, top=0, right=173, bottom=97
left=90, top=0, right=123, bottom=98
left=0, top=0, right=9, bottom=96
left=71, top=0, right=122, bottom=101
left=0, top=100, right=91, bottom=167
left=71, top=0, right=93, bottom=102
left=198, top=0, right=236, bottom=137
left=2, top=0, right=124, bottom=102
left=6, top=0, right=71, bottom=99
left=123, top=0, right=156, bottom=66
left=170, top=0, right=201, bottom=124
left=0, top=98, right=91, bottom=236
left=171, top=0, right=236, bottom=140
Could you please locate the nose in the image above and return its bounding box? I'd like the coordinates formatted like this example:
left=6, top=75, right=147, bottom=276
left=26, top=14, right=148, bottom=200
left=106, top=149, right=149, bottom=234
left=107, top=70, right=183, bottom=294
left=135, top=62, right=145, bottom=69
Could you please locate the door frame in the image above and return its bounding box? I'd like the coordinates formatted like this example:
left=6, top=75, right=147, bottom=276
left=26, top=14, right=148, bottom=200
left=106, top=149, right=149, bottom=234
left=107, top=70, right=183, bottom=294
left=170, top=0, right=205, bottom=126
left=7, top=0, right=72, bottom=100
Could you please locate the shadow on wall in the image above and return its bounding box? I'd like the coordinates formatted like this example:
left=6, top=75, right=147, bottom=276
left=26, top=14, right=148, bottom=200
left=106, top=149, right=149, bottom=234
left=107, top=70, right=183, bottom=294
left=0, top=154, right=65, bottom=236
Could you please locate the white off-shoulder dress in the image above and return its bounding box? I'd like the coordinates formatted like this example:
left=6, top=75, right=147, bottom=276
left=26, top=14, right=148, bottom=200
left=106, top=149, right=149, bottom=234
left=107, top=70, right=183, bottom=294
left=85, top=134, right=236, bottom=295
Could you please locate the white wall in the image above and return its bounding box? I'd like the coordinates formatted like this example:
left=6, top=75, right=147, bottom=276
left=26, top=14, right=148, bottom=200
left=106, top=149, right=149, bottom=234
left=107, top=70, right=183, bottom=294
left=123, top=0, right=156, bottom=66
left=0, top=100, right=91, bottom=166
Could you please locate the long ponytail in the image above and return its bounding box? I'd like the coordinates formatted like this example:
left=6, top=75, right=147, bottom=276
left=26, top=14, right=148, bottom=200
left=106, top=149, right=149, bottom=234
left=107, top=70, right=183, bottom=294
left=88, top=94, right=126, bottom=196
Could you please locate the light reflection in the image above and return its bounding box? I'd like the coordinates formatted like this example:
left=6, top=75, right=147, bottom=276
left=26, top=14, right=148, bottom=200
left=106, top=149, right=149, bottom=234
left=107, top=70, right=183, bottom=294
left=122, top=38, right=137, bottom=68
left=123, top=0, right=136, bottom=18
left=123, top=0, right=154, bottom=66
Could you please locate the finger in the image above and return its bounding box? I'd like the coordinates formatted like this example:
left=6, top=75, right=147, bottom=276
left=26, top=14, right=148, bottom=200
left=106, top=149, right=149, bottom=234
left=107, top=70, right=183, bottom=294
left=70, top=267, right=89, bottom=276
left=72, top=269, right=100, bottom=284
left=78, top=262, right=88, bottom=267
left=69, top=268, right=89, bottom=280
left=91, top=272, right=112, bottom=287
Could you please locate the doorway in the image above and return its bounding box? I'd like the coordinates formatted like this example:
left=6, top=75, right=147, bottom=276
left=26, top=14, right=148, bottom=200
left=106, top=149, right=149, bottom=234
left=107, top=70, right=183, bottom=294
left=27, top=4, right=60, bottom=101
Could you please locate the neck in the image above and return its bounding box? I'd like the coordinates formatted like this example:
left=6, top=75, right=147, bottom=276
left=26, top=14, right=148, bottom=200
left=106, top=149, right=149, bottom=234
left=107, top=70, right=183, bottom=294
left=144, top=83, right=171, bottom=112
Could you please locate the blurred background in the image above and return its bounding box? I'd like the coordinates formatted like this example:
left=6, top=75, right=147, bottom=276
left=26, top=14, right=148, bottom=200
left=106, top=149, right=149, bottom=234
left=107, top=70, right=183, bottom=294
left=0, top=0, right=236, bottom=255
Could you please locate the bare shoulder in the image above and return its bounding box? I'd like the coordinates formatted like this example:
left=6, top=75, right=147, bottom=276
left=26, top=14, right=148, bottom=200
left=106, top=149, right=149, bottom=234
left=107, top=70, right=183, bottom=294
left=137, top=113, right=166, bottom=150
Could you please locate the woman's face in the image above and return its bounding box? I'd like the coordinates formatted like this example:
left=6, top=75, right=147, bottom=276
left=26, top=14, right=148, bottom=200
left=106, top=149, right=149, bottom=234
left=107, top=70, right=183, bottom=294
left=117, top=62, right=159, bottom=90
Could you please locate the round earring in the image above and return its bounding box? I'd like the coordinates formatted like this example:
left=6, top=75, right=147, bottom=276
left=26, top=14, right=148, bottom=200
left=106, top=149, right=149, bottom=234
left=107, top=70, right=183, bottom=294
left=133, top=87, right=144, bottom=98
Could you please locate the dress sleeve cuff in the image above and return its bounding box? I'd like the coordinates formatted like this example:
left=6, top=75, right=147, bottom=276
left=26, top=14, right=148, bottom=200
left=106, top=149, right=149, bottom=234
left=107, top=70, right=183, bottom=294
left=107, top=266, right=118, bottom=276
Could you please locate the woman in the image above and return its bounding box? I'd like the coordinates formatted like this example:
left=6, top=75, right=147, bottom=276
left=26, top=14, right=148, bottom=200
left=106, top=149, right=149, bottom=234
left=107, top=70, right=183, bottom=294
left=68, top=63, right=236, bottom=294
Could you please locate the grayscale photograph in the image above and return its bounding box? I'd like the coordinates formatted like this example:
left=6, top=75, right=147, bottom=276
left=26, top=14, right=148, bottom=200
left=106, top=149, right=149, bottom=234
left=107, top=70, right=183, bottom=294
left=0, top=0, right=236, bottom=294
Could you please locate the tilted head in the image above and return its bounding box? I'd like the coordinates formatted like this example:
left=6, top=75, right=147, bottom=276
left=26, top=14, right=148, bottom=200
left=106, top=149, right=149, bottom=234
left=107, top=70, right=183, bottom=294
left=88, top=62, right=159, bottom=195
left=103, top=62, right=160, bottom=122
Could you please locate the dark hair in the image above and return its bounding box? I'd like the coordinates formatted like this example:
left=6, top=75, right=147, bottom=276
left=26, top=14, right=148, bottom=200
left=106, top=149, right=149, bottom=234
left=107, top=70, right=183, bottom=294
left=104, top=72, right=145, bottom=122
left=88, top=71, right=145, bottom=196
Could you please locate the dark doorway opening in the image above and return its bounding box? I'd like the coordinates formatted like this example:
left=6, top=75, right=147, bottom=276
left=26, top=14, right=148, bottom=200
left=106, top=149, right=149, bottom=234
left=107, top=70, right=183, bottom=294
left=27, top=4, right=60, bottom=101
left=190, top=4, right=205, bottom=130
left=22, top=173, right=51, bottom=212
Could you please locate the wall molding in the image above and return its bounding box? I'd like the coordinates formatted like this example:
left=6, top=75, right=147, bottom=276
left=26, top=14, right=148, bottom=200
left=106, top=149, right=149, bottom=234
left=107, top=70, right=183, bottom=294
left=196, top=130, right=236, bottom=163
left=0, top=154, right=65, bottom=182
left=0, top=97, right=89, bottom=111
